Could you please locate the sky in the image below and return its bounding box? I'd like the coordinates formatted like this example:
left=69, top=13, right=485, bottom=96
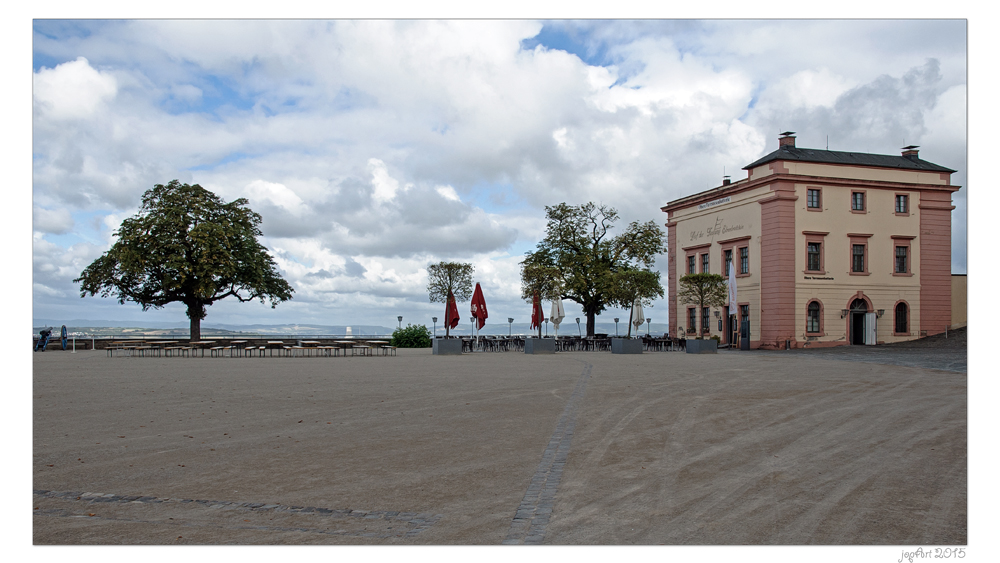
left=30, top=18, right=968, bottom=330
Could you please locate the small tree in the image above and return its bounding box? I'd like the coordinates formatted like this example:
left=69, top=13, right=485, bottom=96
left=606, top=268, right=664, bottom=337
left=426, top=261, right=473, bottom=337
left=519, top=251, right=562, bottom=338
left=677, top=273, right=727, bottom=338
left=75, top=180, right=294, bottom=341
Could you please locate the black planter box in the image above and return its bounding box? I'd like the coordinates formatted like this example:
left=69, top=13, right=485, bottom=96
left=685, top=339, right=718, bottom=354
left=611, top=338, right=643, bottom=354
left=524, top=337, right=556, bottom=354
left=432, top=338, right=463, bottom=355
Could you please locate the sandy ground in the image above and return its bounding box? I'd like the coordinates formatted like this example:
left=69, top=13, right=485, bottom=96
left=32, top=345, right=966, bottom=545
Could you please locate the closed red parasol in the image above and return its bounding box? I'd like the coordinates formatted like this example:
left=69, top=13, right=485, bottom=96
left=471, top=282, right=488, bottom=330
left=529, top=291, right=543, bottom=335
left=446, top=289, right=461, bottom=335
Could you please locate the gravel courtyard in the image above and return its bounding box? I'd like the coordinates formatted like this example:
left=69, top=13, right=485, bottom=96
left=32, top=342, right=967, bottom=545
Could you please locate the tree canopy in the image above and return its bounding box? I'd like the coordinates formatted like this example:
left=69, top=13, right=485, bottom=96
left=426, top=261, right=474, bottom=337
left=75, top=180, right=294, bottom=341
left=520, top=203, right=666, bottom=336
left=677, top=273, right=728, bottom=337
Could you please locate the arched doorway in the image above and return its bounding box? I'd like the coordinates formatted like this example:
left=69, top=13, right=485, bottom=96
left=849, top=298, right=868, bottom=345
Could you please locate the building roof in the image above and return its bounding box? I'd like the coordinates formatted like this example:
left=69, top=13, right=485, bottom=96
left=743, top=145, right=956, bottom=173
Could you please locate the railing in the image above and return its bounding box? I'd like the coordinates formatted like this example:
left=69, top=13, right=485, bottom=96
left=31, top=334, right=394, bottom=351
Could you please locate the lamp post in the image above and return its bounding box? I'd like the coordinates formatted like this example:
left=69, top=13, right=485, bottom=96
left=614, top=318, right=619, bottom=337
left=508, top=317, right=514, bottom=336
left=432, top=317, right=438, bottom=339
left=397, top=316, right=403, bottom=329
left=544, top=317, right=548, bottom=337
left=576, top=317, right=581, bottom=336
left=647, top=318, right=652, bottom=336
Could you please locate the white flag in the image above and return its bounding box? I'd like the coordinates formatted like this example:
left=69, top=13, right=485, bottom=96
left=728, top=257, right=737, bottom=316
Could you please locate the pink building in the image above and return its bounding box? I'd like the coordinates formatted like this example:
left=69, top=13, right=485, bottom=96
left=661, top=132, right=960, bottom=349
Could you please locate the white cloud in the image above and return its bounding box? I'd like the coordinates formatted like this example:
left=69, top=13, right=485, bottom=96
left=33, top=57, right=118, bottom=120
left=243, top=179, right=306, bottom=215
left=32, top=207, right=74, bottom=235
left=29, top=20, right=967, bottom=329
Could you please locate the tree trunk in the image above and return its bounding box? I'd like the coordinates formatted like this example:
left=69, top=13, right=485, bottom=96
left=187, top=301, right=206, bottom=342
left=586, top=312, right=596, bottom=337
left=444, top=302, right=449, bottom=337
left=189, top=315, right=201, bottom=342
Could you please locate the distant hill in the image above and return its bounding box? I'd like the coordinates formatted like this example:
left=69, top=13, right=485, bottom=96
left=32, top=319, right=671, bottom=337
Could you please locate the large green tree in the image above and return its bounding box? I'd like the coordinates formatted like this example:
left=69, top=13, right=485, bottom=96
left=75, top=180, right=294, bottom=341
left=520, top=203, right=666, bottom=336
left=426, top=261, right=474, bottom=337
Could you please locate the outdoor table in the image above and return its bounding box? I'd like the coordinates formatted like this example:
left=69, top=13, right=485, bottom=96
left=351, top=345, right=372, bottom=357
left=149, top=340, right=179, bottom=357
left=266, top=341, right=285, bottom=357
left=333, top=341, right=355, bottom=356
left=107, top=340, right=144, bottom=357
left=226, top=340, right=246, bottom=357
left=297, top=341, right=321, bottom=357
left=189, top=341, right=213, bottom=357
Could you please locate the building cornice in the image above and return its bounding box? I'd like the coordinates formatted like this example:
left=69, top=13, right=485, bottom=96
left=662, top=172, right=961, bottom=214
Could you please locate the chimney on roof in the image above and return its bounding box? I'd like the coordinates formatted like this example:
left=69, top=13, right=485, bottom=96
left=901, top=145, right=920, bottom=160
left=779, top=131, right=796, bottom=149
left=722, top=175, right=731, bottom=186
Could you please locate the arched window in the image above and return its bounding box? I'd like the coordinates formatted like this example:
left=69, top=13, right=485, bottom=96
left=806, top=301, right=821, bottom=333
left=895, top=302, right=908, bottom=334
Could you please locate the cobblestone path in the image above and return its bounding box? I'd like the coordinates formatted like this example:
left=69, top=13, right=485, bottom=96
left=503, top=361, right=593, bottom=545
left=33, top=489, right=442, bottom=540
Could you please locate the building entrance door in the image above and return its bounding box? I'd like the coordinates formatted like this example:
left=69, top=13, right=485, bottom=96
left=727, top=313, right=737, bottom=347
left=849, top=298, right=868, bottom=345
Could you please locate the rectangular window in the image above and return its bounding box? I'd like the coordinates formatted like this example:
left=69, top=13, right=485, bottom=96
left=895, top=246, right=908, bottom=274
left=702, top=307, right=710, bottom=333
left=688, top=308, right=696, bottom=332
left=724, top=249, right=733, bottom=276
left=807, top=242, right=821, bottom=271
left=852, top=192, right=865, bottom=211
left=807, top=189, right=821, bottom=209
left=740, top=305, right=749, bottom=328
left=895, top=194, right=909, bottom=214
left=852, top=244, right=866, bottom=273
left=739, top=246, right=749, bottom=274
left=687, top=255, right=696, bottom=274
left=701, top=253, right=709, bottom=273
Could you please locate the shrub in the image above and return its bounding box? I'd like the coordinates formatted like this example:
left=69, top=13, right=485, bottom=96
left=391, top=324, right=432, bottom=348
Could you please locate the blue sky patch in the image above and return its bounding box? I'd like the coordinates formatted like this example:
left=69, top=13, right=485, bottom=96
left=521, top=23, right=610, bottom=67
left=161, top=73, right=257, bottom=120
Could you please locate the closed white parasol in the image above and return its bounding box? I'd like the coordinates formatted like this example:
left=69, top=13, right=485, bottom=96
left=629, top=297, right=645, bottom=338
left=550, top=299, right=565, bottom=339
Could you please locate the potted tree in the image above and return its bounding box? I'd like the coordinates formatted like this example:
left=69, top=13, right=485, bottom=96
left=677, top=272, right=727, bottom=354
left=607, top=269, right=663, bottom=354
left=519, top=258, right=561, bottom=354
left=426, top=261, right=473, bottom=355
